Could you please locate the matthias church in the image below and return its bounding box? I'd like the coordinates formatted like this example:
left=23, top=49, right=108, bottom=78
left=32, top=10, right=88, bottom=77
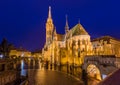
left=43, top=6, right=120, bottom=65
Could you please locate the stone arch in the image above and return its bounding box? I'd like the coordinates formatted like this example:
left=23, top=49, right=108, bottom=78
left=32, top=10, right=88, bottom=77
left=84, top=63, right=102, bottom=80
left=87, top=64, right=102, bottom=80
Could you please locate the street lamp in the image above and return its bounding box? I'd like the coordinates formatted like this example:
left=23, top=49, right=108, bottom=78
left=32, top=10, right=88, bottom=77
left=58, top=44, right=61, bottom=71
left=50, top=55, right=52, bottom=69
left=72, top=40, right=76, bottom=75
left=60, top=48, right=62, bottom=71
left=66, top=40, right=69, bottom=73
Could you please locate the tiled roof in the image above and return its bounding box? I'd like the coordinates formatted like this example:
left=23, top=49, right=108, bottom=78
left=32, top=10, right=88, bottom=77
left=67, top=23, right=88, bottom=39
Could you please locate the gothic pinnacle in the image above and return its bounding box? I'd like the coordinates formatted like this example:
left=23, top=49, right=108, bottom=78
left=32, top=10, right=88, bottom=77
left=65, top=15, right=69, bottom=33
left=48, top=6, right=52, bottom=18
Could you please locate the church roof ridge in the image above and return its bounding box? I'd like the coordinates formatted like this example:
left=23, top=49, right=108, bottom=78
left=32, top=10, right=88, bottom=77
left=66, top=23, right=89, bottom=39
left=71, top=23, right=88, bottom=35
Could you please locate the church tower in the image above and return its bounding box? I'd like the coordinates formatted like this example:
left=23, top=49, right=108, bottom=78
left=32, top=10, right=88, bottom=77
left=46, top=6, right=54, bottom=46
left=65, top=15, right=69, bottom=34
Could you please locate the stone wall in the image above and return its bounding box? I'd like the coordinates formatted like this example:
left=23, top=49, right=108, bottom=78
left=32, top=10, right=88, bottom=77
left=0, top=59, right=19, bottom=85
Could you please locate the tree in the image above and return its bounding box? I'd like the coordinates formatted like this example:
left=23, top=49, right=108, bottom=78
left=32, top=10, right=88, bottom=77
left=0, top=38, right=15, bottom=57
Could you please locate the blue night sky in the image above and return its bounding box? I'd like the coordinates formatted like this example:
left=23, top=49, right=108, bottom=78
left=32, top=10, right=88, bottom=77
left=0, top=0, right=120, bottom=51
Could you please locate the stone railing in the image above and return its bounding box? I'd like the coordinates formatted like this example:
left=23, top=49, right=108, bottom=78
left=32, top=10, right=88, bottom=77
left=84, top=55, right=116, bottom=66
left=0, top=58, right=21, bottom=85
left=20, top=80, right=28, bottom=85
left=0, top=71, right=17, bottom=85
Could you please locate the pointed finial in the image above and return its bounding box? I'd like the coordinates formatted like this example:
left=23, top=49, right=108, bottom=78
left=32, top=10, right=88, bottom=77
left=66, top=15, right=68, bottom=25
left=66, top=15, right=68, bottom=20
left=54, top=26, right=56, bottom=32
left=65, top=14, right=69, bottom=33
left=65, top=14, right=69, bottom=29
left=48, top=6, right=52, bottom=18
left=54, top=26, right=57, bottom=35
left=78, top=19, right=80, bottom=24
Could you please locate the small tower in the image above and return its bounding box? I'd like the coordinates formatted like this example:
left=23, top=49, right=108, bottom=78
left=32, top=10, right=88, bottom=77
left=53, top=27, right=57, bottom=41
left=65, top=15, right=69, bottom=34
left=46, top=6, right=54, bottom=45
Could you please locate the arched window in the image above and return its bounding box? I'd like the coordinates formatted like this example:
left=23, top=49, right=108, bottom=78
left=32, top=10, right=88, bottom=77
left=78, top=40, right=80, bottom=46
left=72, top=40, right=76, bottom=46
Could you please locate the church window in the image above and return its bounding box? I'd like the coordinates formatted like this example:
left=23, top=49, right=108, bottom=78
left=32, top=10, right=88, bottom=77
left=82, top=39, right=85, bottom=44
left=78, top=40, right=80, bottom=46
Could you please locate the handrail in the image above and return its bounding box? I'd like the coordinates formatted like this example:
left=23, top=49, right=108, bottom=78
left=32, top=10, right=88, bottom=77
left=20, top=80, right=28, bottom=85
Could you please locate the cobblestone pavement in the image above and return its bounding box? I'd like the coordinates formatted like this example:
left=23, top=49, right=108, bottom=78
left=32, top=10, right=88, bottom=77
left=28, top=69, right=83, bottom=85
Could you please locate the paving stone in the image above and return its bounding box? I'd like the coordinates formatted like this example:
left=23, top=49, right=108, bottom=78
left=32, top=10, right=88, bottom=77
left=27, top=69, right=83, bottom=85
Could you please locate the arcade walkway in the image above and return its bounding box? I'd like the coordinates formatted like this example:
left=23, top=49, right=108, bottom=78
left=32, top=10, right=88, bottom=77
left=27, top=69, right=83, bottom=85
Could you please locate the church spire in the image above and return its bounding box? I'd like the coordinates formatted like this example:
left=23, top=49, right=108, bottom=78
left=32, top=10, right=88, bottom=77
left=48, top=6, right=52, bottom=18
left=65, top=15, right=69, bottom=33
left=46, top=6, right=54, bottom=45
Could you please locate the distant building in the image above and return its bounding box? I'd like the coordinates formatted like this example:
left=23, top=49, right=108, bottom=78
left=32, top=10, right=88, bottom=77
left=92, top=36, right=120, bottom=57
left=42, top=6, right=120, bottom=66
left=9, top=48, right=31, bottom=58
left=32, top=50, right=42, bottom=59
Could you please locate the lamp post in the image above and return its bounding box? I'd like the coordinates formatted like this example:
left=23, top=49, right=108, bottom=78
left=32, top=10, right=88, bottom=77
left=50, top=55, right=52, bottom=69
left=66, top=51, right=69, bottom=74
left=59, top=44, right=61, bottom=71
left=72, top=40, right=75, bottom=75
left=59, top=48, right=61, bottom=71
left=66, top=40, right=69, bottom=74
